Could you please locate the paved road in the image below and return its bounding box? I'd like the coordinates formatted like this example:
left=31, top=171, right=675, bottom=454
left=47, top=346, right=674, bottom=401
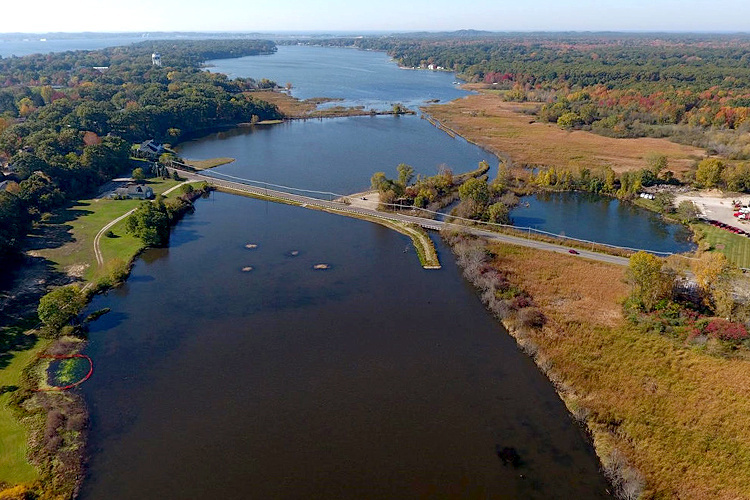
left=177, top=169, right=631, bottom=268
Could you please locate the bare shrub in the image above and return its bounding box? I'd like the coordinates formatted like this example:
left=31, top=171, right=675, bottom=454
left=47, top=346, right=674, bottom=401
left=604, top=448, right=646, bottom=500
left=517, top=307, right=546, bottom=329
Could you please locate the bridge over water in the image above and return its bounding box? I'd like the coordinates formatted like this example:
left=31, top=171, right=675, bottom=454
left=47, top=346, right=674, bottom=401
left=169, top=165, right=671, bottom=268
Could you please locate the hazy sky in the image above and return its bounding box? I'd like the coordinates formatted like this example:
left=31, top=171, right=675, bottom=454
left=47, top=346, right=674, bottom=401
left=1, top=0, right=748, bottom=33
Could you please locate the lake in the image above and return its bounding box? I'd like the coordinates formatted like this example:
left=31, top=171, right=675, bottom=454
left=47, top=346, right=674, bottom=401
left=178, top=116, right=496, bottom=195
left=207, top=45, right=467, bottom=110
left=189, top=45, right=692, bottom=254
left=0, top=36, right=145, bottom=58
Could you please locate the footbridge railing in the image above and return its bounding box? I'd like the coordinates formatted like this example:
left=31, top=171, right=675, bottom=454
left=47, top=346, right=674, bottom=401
left=170, top=164, right=684, bottom=258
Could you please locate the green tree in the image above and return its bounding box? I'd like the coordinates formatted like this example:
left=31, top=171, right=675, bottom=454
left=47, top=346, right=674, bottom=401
left=487, top=202, right=511, bottom=224
left=397, top=163, right=414, bottom=187
left=38, top=285, right=87, bottom=334
left=125, top=201, right=170, bottom=247
left=132, top=167, right=145, bottom=182
left=458, top=177, right=490, bottom=206
left=371, top=172, right=387, bottom=192
left=646, top=153, right=668, bottom=177
left=653, top=192, right=675, bottom=214
left=557, top=112, right=582, bottom=130
left=626, top=251, right=675, bottom=311
left=695, top=158, right=725, bottom=188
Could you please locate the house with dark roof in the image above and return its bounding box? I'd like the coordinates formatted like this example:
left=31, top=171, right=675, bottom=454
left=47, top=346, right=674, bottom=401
left=137, top=140, right=165, bottom=159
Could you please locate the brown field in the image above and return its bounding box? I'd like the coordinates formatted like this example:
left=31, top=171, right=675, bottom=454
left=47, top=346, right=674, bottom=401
left=425, top=92, right=705, bottom=177
left=490, top=243, right=750, bottom=499
left=250, top=91, right=318, bottom=117
left=250, top=91, right=413, bottom=120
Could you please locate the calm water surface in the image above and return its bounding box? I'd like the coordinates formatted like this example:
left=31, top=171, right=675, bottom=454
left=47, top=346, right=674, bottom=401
left=80, top=44, right=688, bottom=498
left=81, top=193, right=610, bottom=499
left=0, top=37, right=145, bottom=57
left=178, top=115, right=497, bottom=195
left=207, top=45, right=468, bottom=109
left=512, top=192, right=694, bottom=253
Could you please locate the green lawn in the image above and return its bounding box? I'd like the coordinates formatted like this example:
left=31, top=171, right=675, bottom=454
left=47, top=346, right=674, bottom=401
left=0, top=321, right=48, bottom=484
left=36, top=178, right=183, bottom=284
left=0, top=178, right=192, bottom=488
left=693, top=223, right=750, bottom=269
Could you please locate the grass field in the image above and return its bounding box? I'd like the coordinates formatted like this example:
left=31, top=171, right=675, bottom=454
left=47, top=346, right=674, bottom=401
left=692, top=223, right=750, bottom=269
left=0, top=321, right=48, bottom=485
left=489, top=242, right=750, bottom=499
left=424, top=92, right=704, bottom=177
left=33, top=178, right=182, bottom=284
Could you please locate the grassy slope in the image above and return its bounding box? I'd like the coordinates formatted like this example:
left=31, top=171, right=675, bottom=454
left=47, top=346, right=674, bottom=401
left=693, top=223, right=750, bottom=268
left=424, top=92, right=704, bottom=177
left=490, top=243, right=750, bottom=499
left=0, top=330, right=48, bottom=484
left=33, top=178, right=182, bottom=283
left=0, top=178, right=188, bottom=487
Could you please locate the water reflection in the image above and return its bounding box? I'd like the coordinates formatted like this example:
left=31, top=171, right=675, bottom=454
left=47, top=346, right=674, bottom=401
left=512, top=192, right=694, bottom=253
left=81, top=193, right=611, bottom=499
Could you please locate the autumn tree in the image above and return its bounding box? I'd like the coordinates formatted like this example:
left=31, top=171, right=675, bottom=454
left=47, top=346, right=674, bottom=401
left=692, top=252, right=737, bottom=317
left=676, top=200, right=699, bottom=222
left=626, top=251, right=676, bottom=311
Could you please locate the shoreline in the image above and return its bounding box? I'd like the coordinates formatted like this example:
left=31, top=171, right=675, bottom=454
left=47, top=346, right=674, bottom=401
left=0, top=181, right=210, bottom=498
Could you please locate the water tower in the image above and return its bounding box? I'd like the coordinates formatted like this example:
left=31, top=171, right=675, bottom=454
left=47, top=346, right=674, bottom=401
left=152, top=52, right=162, bottom=67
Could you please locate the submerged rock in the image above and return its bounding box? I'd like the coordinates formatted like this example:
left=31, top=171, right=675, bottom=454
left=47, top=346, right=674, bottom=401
left=496, top=445, right=522, bottom=468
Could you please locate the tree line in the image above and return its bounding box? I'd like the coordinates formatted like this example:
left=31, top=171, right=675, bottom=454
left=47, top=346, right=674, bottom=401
left=0, top=39, right=284, bottom=262
left=309, top=33, right=750, bottom=158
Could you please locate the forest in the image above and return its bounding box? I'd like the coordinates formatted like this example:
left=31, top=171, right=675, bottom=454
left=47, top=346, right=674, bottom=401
left=0, top=39, right=282, bottom=261
left=310, top=33, right=750, bottom=158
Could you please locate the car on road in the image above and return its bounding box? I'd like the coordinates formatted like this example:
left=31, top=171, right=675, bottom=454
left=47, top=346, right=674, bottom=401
left=568, top=249, right=579, bottom=255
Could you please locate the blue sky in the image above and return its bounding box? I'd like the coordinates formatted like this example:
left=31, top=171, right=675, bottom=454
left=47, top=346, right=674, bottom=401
left=1, top=0, right=748, bottom=33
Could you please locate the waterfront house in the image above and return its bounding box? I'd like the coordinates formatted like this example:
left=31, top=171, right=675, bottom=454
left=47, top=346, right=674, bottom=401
left=112, top=183, right=154, bottom=200
left=137, top=139, right=165, bottom=159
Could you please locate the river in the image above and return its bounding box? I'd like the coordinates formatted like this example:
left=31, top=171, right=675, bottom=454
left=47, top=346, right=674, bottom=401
left=81, top=193, right=610, bottom=498
left=78, top=44, right=675, bottom=498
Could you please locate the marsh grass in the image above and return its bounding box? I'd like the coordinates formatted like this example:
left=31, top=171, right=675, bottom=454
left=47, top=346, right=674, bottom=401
left=424, top=93, right=703, bottom=177
left=483, top=239, right=750, bottom=499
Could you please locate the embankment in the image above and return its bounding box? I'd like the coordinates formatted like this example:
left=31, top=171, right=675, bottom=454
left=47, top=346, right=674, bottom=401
left=443, top=228, right=750, bottom=499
